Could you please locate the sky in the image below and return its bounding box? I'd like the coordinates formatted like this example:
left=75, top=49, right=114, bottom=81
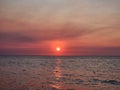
left=0, top=0, right=120, bottom=56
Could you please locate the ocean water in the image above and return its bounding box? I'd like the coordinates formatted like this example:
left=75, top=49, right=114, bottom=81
left=0, top=56, right=120, bottom=90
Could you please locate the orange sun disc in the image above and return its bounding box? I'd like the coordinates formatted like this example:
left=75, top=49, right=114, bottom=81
left=56, top=47, right=60, bottom=51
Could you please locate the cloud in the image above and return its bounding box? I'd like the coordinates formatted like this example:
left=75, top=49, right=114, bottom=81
left=0, top=32, right=36, bottom=43
left=0, top=46, right=120, bottom=56
left=0, top=22, right=96, bottom=43
left=65, top=46, right=120, bottom=56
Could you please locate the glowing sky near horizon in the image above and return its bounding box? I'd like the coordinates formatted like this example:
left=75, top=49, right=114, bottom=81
left=0, top=0, right=120, bottom=55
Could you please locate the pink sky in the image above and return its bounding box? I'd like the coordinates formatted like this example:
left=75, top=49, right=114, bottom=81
left=0, top=0, right=120, bottom=56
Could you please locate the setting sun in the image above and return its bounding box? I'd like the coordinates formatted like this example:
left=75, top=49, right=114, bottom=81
left=56, top=47, right=61, bottom=51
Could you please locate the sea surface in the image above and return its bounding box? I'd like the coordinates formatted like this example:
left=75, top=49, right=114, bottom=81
left=0, top=56, right=120, bottom=90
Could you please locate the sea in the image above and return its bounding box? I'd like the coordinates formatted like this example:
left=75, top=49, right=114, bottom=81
left=0, top=56, right=120, bottom=90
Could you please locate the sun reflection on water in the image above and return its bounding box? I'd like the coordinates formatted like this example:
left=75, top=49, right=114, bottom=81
left=50, top=58, right=63, bottom=89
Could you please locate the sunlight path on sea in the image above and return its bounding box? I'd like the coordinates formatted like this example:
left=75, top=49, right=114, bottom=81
left=50, top=58, right=63, bottom=89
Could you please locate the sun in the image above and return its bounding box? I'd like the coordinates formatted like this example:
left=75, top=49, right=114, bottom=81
left=56, top=47, right=61, bottom=51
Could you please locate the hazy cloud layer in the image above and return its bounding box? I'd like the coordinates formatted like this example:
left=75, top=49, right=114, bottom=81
left=0, top=47, right=120, bottom=56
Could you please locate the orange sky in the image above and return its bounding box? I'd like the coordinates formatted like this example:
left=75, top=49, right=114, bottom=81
left=0, top=0, right=120, bottom=56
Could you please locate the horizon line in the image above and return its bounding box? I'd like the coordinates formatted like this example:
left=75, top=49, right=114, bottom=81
left=0, top=55, right=120, bottom=57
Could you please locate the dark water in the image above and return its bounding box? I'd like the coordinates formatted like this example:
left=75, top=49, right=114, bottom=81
left=0, top=56, right=120, bottom=90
